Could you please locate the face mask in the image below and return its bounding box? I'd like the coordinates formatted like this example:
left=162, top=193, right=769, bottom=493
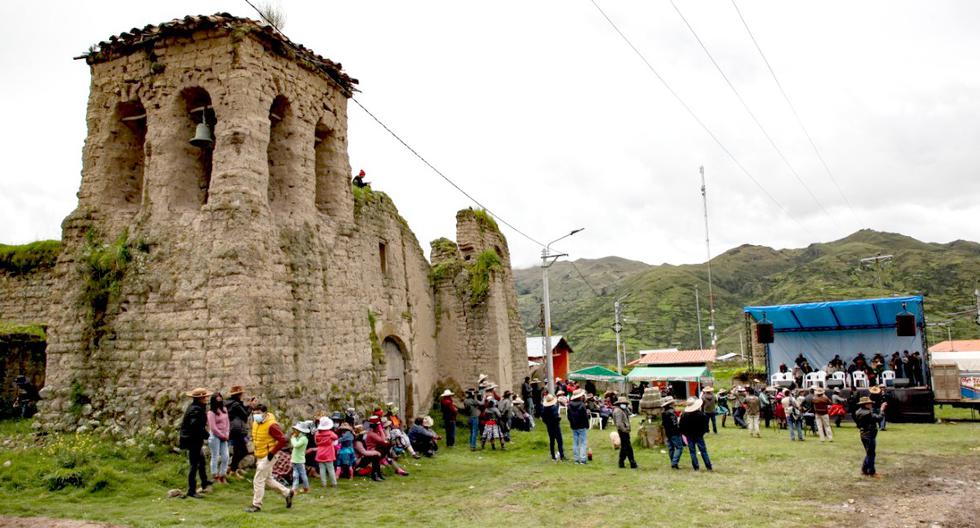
left=253, top=413, right=265, bottom=424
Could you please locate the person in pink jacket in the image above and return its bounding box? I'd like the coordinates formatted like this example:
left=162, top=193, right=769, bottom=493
left=206, top=393, right=230, bottom=483
left=314, top=417, right=338, bottom=487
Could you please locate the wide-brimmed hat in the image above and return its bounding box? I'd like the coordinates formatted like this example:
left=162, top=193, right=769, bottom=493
left=368, top=415, right=382, bottom=425
left=440, top=389, right=454, bottom=397
left=338, top=422, right=353, bottom=432
left=331, top=411, right=344, bottom=421
left=318, top=417, right=334, bottom=431
left=869, top=386, right=882, bottom=394
left=556, top=390, right=565, bottom=396
left=531, top=378, right=541, bottom=384
left=702, top=386, right=713, bottom=393
left=615, top=396, right=630, bottom=406
left=717, top=389, right=728, bottom=396
left=513, top=397, right=524, bottom=405
left=293, top=422, right=311, bottom=434
left=353, top=424, right=365, bottom=434
left=858, top=396, right=873, bottom=406
left=186, top=387, right=211, bottom=398
left=228, top=385, right=245, bottom=395
left=542, top=394, right=558, bottom=407
left=487, top=383, right=498, bottom=390
left=478, top=373, right=488, bottom=382
left=571, top=388, right=586, bottom=400
left=422, top=416, right=434, bottom=427
left=737, top=386, right=747, bottom=393
left=684, top=397, right=703, bottom=412
left=660, top=396, right=675, bottom=407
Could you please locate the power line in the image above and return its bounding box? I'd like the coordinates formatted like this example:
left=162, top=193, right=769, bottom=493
left=243, top=0, right=545, bottom=248
left=730, top=0, right=859, bottom=221
left=669, top=0, right=838, bottom=227
left=588, top=0, right=814, bottom=237
left=567, top=260, right=602, bottom=296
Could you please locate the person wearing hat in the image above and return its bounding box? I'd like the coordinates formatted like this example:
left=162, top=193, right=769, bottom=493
left=567, top=389, right=590, bottom=464
left=679, top=397, right=712, bottom=471
left=812, top=388, right=833, bottom=442
left=744, top=387, right=762, bottom=438
left=409, top=416, right=441, bottom=457
left=869, top=385, right=887, bottom=431
left=853, top=395, right=886, bottom=477
left=498, top=391, right=515, bottom=442
left=289, top=422, right=312, bottom=494
left=246, top=404, right=293, bottom=512
left=314, top=417, right=338, bottom=488
left=541, top=394, right=566, bottom=461
left=716, top=389, right=731, bottom=428
left=611, top=396, right=637, bottom=469
left=521, top=377, right=533, bottom=415
left=439, top=389, right=458, bottom=447
left=480, top=400, right=505, bottom=451
left=179, top=388, right=213, bottom=499
left=661, top=397, right=683, bottom=469
left=530, top=378, right=544, bottom=418
left=463, top=388, right=481, bottom=451
left=782, top=389, right=804, bottom=441
left=353, top=423, right=384, bottom=481
left=225, top=385, right=254, bottom=477
left=477, top=374, right=489, bottom=399
left=701, top=387, right=718, bottom=434
left=352, top=169, right=369, bottom=188
left=335, top=422, right=356, bottom=480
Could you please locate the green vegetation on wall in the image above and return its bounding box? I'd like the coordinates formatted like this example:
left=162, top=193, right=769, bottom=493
left=468, top=249, right=503, bottom=306
left=79, top=230, right=144, bottom=346
left=0, top=240, right=61, bottom=274
left=459, top=208, right=500, bottom=234
left=0, top=321, right=46, bottom=342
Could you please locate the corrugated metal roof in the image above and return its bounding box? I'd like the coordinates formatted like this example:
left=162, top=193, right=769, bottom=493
left=929, top=339, right=980, bottom=352
left=628, top=348, right=716, bottom=366
left=526, top=336, right=569, bottom=358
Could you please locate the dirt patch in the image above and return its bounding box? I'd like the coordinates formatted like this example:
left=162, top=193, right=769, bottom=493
left=823, top=452, right=980, bottom=528
left=0, top=517, right=122, bottom=528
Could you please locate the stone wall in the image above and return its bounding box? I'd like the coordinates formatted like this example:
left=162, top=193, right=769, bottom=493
left=21, top=18, right=523, bottom=438
left=0, top=268, right=58, bottom=325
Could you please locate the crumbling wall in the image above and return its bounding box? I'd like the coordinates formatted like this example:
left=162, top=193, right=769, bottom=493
left=0, top=266, right=59, bottom=325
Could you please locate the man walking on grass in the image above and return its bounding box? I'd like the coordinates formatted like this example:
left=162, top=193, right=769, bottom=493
left=612, top=396, right=637, bottom=469
left=245, top=404, right=294, bottom=513
left=744, top=387, right=761, bottom=438
left=853, top=396, right=886, bottom=478
left=179, top=387, right=212, bottom=499
left=812, top=388, right=833, bottom=442
left=661, top=397, right=683, bottom=469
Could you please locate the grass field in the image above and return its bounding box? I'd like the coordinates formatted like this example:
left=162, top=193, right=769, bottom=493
left=0, top=412, right=977, bottom=528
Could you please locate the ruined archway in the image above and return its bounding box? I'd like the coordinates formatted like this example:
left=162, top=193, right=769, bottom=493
left=382, top=336, right=409, bottom=416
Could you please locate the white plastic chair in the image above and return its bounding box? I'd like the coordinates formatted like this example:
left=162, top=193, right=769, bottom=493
left=830, top=371, right=848, bottom=387
left=771, top=372, right=793, bottom=386
left=851, top=371, right=869, bottom=389
left=589, top=411, right=602, bottom=430
left=881, top=370, right=896, bottom=386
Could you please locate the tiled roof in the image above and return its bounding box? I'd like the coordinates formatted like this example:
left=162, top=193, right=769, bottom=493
left=78, top=13, right=357, bottom=94
left=929, top=339, right=980, bottom=352
left=628, top=348, right=717, bottom=366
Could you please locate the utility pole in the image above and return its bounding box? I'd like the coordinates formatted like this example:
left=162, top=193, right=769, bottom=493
left=694, top=285, right=704, bottom=350
left=700, top=166, right=717, bottom=347
left=859, top=253, right=893, bottom=289
left=739, top=329, right=746, bottom=361
left=613, top=300, right=623, bottom=376
left=974, top=284, right=980, bottom=326
left=541, top=228, right=584, bottom=394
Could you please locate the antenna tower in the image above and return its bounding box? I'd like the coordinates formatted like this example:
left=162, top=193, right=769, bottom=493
left=700, top=166, right=717, bottom=347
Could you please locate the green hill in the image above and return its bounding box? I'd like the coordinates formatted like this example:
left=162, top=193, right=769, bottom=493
left=513, top=230, right=980, bottom=367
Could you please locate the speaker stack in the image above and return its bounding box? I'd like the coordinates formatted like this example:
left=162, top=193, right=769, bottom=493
left=756, top=312, right=774, bottom=344
left=896, top=302, right=916, bottom=337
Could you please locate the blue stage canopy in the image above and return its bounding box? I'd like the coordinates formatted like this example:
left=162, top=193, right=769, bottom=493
left=744, top=296, right=924, bottom=333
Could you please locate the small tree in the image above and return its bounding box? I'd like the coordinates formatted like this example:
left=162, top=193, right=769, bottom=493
left=257, top=1, right=287, bottom=31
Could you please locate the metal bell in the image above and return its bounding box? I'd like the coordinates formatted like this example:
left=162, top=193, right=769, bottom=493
left=190, top=122, right=213, bottom=148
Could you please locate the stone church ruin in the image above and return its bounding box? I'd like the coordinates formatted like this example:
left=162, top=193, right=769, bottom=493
left=0, top=14, right=526, bottom=437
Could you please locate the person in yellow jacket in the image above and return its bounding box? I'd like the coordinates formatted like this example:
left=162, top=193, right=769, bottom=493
left=245, top=404, right=294, bottom=513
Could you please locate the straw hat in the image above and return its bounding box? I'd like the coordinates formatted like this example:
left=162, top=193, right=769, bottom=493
left=571, top=388, right=586, bottom=400
left=338, top=422, right=353, bottom=432
left=660, top=396, right=675, bottom=407
left=422, top=416, right=434, bottom=427
left=702, top=386, right=714, bottom=393
left=440, top=389, right=454, bottom=398
left=317, top=417, right=334, bottom=431
left=542, top=394, right=558, bottom=407
left=869, top=386, right=882, bottom=395
left=615, top=396, right=630, bottom=406
left=293, top=422, right=311, bottom=434
left=353, top=424, right=365, bottom=434
left=684, top=397, right=703, bottom=413
left=814, top=388, right=825, bottom=395
left=228, top=385, right=245, bottom=396
left=858, top=396, right=873, bottom=406
left=478, top=374, right=488, bottom=383
left=186, top=387, right=211, bottom=398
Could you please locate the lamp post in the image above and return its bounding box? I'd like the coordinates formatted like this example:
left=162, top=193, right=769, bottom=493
left=542, top=227, right=584, bottom=394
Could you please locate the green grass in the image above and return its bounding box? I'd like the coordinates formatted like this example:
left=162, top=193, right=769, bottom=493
left=0, top=240, right=61, bottom=274
left=0, top=415, right=976, bottom=527
left=0, top=321, right=46, bottom=341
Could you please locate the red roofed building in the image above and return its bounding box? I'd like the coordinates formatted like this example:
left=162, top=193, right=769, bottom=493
left=628, top=348, right=717, bottom=367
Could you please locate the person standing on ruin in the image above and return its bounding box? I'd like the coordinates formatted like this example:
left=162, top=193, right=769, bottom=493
left=179, top=387, right=212, bottom=499
left=245, top=404, right=293, bottom=513
left=611, top=396, right=637, bottom=469
left=226, top=385, right=253, bottom=477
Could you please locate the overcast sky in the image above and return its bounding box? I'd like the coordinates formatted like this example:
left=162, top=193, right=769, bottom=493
left=2, top=1, right=979, bottom=268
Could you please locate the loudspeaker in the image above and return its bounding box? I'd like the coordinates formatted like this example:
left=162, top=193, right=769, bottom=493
left=893, top=378, right=910, bottom=388
left=896, top=313, right=916, bottom=336
left=826, top=379, right=844, bottom=389
left=756, top=322, right=774, bottom=344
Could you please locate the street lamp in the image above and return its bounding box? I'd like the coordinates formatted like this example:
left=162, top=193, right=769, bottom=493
left=542, top=227, right=584, bottom=394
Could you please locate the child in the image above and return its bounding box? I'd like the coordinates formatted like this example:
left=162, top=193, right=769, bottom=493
left=290, top=422, right=311, bottom=493
left=314, top=417, right=338, bottom=488
left=336, top=422, right=356, bottom=480
left=481, top=399, right=504, bottom=450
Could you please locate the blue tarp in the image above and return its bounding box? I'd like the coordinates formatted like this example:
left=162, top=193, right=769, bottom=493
left=743, top=297, right=926, bottom=375
left=744, top=296, right=924, bottom=332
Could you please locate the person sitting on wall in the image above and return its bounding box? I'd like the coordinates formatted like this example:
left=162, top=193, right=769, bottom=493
left=352, top=169, right=369, bottom=188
